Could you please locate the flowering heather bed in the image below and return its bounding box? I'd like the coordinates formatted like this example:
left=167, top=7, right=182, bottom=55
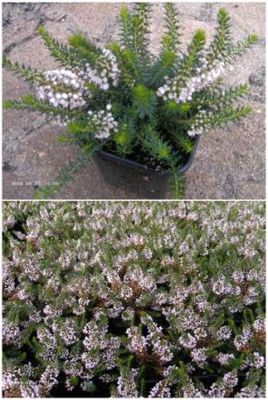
left=2, top=201, right=265, bottom=398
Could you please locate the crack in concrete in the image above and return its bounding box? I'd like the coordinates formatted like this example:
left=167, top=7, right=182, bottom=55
left=4, top=14, right=67, bottom=55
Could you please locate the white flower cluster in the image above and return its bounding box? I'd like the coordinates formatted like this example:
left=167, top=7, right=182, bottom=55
left=186, top=109, right=210, bottom=137
left=35, top=48, right=120, bottom=117
left=161, top=255, right=177, bottom=267
left=2, top=365, right=59, bottom=398
left=156, top=46, right=238, bottom=138
left=126, top=326, right=147, bottom=357
left=3, top=319, right=21, bottom=346
left=234, top=327, right=253, bottom=351
left=149, top=381, right=171, bottom=398
left=83, top=320, right=108, bottom=352
left=217, top=352, right=235, bottom=366
left=232, top=270, right=245, bottom=284
left=36, top=327, right=57, bottom=361
left=52, top=319, right=78, bottom=346
left=33, top=50, right=121, bottom=135
left=157, top=59, right=225, bottom=103
left=191, top=347, right=207, bottom=366
left=39, top=366, right=59, bottom=394
left=126, top=315, right=173, bottom=365
left=20, top=381, right=42, bottom=398
left=234, top=327, right=253, bottom=350
left=81, top=353, right=100, bottom=370
left=182, top=380, right=203, bottom=398
left=208, top=370, right=238, bottom=397
left=117, top=368, right=138, bottom=397
left=87, top=104, right=118, bottom=140
left=223, top=370, right=238, bottom=388
left=114, top=250, right=139, bottom=270
left=81, top=48, right=120, bottom=90
left=3, top=369, right=24, bottom=395
left=253, top=318, right=265, bottom=333
left=2, top=258, right=16, bottom=296
left=82, top=318, right=121, bottom=372
left=153, top=338, right=173, bottom=364
left=251, top=352, right=265, bottom=369
left=179, top=333, right=197, bottom=349
left=122, top=233, right=145, bottom=248
left=215, top=325, right=232, bottom=341
left=36, top=69, right=89, bottom=109
left=124, top=267, right=156, bottom=296
left=141, top=314, right=173, bottom=364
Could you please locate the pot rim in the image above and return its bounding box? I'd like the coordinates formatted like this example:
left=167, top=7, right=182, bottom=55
left=98, top=135, right=200, bottom=175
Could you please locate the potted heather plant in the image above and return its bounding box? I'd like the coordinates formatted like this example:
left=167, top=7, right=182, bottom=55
left=3, top=4, right=259, bottom=198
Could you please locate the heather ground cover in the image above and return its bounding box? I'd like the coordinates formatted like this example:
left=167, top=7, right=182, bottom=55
left=2, top=201, right=265, bottom=397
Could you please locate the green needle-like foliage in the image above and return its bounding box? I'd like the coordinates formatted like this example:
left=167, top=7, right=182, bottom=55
left=114, top=122, right=136, bottom=155
left=68, top=33, right=102, bottom=66
left=3, top=4, right=259, bottom=199
left=4, top=95, right=80, bottom=119
left=38, top=26, right=78, bottom=67
left=195, top=83, right=250, bottom=109
left=3, top=57, right=44, bottom=84
left=119, top=6, right=135, bottom=50
left=177, top=136, right=194, bottom=154
left=213, top=105, right=253, bottom=125
left=139, top=125, right=173, bottom=163
left=119, top=4, right=152, bottom=80
left=162, top=3, right=182, bottom=55
left=196, top=105, right=252, bottom=130
left=148, top=3, right=181, bottom=87
left=133, top=3, right=152, bottom=67
left=107, top=42, right=139, bottom=86
left=206, top=7, right=232, bottom=63
left=169, top=166, right=186, bottom=199
left=133, top=84, right=157, bottom=119
left=177, top=29, right=206, bottom=82
left=229, top=33, right=259, bottom=61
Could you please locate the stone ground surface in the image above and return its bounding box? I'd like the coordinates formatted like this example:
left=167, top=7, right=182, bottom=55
left=3, top=2, right=266, bottom=199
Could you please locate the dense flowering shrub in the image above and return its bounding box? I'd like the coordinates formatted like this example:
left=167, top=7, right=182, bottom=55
left=2, top=201, right=265, bottom=397
left=3, top=4, right=259, bottom=198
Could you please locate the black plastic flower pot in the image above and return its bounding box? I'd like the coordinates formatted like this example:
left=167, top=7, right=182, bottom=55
left=95, top=136, right=200, bottom=198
